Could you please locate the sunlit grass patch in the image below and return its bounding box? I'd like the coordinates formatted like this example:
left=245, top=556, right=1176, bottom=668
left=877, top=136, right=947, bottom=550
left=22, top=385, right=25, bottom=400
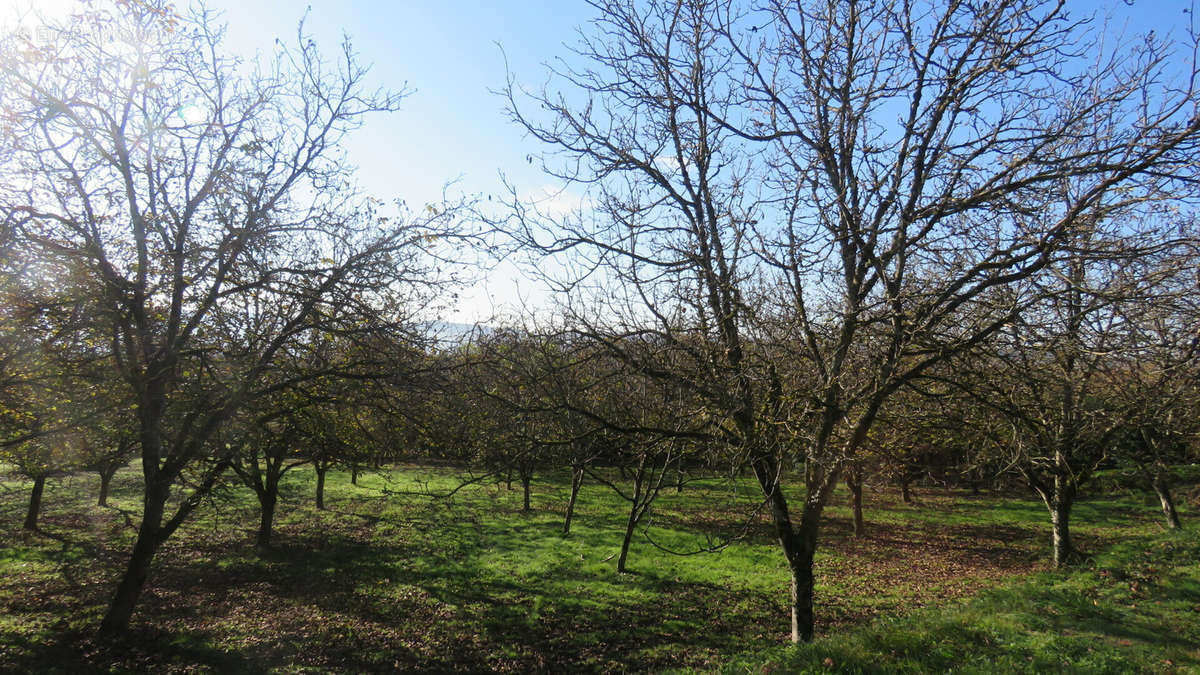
left=721, top=531, right=1200, bottom=674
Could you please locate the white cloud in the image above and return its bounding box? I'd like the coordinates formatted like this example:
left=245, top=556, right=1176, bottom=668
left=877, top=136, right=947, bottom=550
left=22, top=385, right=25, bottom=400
left=526, top=184, right=592, bottom=218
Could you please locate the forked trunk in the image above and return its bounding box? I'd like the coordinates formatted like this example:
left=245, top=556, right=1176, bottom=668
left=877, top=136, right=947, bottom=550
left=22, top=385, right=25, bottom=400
left=563, top=466, right=584, bottom=535
left=1034, top=448, right=1081, bottom=568
left=787, top=518, right=820, bottom=643
left=23, top=475, right=45, bottom=530
left=753, top=456, right=833, bottom=643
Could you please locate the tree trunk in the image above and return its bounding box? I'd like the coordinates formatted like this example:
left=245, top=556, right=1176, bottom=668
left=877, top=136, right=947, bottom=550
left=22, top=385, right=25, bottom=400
left=616, top=462, right=646, bottom=573
left=24, top=475, right=45, bottom=530
left=1152, top=471, right=1181, bottom=530
left=315, top=466, right=326, bottom=510
left=847, top=470, right=864, bottom=537
left=1048, top=496, right=1075, bottom=567
left=900, top=476, right=913, bottom=504
left=787, top=516, right=820, bottom=643
left=99, top=527, right=159, bottom=635
left=521, top=472, right=532, bottom=512
left=563, top=466, right=584, bottom=535
left=350, top=467, right=358, bottom=486
left=675, top=467, right=685, bottom=493
left=98, top=467, right=115, bottom=507
left=256, top=490, right=277, bottom=548
left=753, top=455, right=833, bottom=643
left=99, top=482, right=167, bottom=636
left=616, top=511, right=637, bottom=573
left=770, top=491, right=823, bottom=643
left=98, top=380, right=228, bottom=637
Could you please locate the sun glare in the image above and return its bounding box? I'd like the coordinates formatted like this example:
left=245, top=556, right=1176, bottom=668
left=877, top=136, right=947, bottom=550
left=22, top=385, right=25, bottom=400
left=0, top=0, right=76, bottom=32
left=170, top=102, right=207, bottom=127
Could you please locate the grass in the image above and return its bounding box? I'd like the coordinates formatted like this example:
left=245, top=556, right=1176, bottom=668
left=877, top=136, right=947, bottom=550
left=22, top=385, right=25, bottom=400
left=0, top=463, right=1193, bottom=673
left=720, top=534, right=1200, bottom=674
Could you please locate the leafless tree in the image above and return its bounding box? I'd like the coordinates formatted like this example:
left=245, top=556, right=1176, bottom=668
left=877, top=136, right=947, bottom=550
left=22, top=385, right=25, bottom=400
left=944, top=204, right=1198, bottom=563
left=1101, top=240, right=1200, bottom=530
left=504, top=0, right=1200, bottom=641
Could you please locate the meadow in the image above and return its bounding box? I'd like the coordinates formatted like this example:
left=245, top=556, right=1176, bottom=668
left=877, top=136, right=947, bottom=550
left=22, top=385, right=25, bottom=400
left=0, top=464, right=1195, bottom=673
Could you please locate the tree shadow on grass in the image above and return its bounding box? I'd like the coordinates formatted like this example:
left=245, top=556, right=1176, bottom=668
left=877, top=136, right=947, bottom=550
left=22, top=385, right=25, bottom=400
left=0, top=517, right=277, bottom=673
left=393, top=553, right=786, bottom=672
left=120, top=504, right=789, bottom=673
left=7, top=475, right=1184, bottom=674
left=6, top=628, right=266, bottom=675
left=0, top=631, right=102, bottom=675
left=1017, top=581, right=1200, bottom=658
left=136, top=525, right=508, bottom=672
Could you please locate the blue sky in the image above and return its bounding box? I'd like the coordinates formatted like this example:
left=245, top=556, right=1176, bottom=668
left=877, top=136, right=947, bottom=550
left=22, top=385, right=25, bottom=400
left=3, top=0, right=1195, bottom=322
left=211, top=1, right=598, bottom=208
left=210, top=1, right=602, bottom=322
left=3, top=0, right=602, bottom=322
left=193, top=0, right=1200, bottom=323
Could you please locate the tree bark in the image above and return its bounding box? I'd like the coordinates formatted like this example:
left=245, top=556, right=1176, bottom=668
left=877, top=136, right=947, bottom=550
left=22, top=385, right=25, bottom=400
left=99, top=382, right=176, bottom=637
left=847, top=470, right=864, bottom=537
left=787, top=516, right=820, bottom=643
left=616, top=501, right=639, bottom=574
left=350, top=467, right=358, bottom=486
left=1048, top=495, right=1076, bottom=567
left=563, top=466, right=584, bottom=535
left=256, top=490, right=277, bottom=548
left=23, top=475, right=45, bottom=531
left=900, top=476, right=913, bottom=504
left=99, top=480, right=168, bottom=636
left=100, top=527, right=159, bottom=634
left=97, top=467, right=115, bottom=507
left=315, top=465, right=327, bottom=510
left=753, top=455, right=834, bottom=643
left=616, top=460, right=646, bottom=573
left=1152, top=471, right=1181, bottom=530
left=520, top=471, right=532, bottom=512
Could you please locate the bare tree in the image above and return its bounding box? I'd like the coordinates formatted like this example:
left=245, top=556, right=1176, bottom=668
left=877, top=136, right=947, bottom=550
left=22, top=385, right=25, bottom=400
left=505, top=0, right=1200, bottom=641
left=951, top=223, right=1196, bottom=564
left=0, top=3, right=464, bottom=635
left=1102, top=242, right=1200, bottom=530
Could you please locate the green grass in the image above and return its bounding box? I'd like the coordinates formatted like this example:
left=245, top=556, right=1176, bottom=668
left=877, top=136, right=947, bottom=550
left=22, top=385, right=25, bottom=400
left=0, top=463, right=1194, bottom=672
left=719, top=534, right=1200, bottom=674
